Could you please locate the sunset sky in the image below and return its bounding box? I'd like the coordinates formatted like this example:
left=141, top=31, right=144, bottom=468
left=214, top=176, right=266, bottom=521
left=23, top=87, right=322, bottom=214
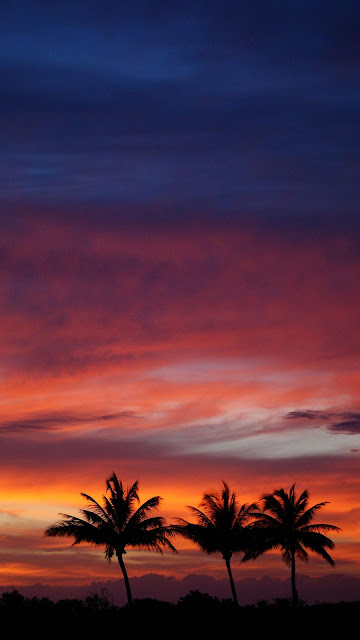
left=1, top=1, right=360, bottom=602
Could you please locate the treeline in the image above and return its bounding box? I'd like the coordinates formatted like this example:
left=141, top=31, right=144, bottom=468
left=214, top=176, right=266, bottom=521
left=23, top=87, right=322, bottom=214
left=0, top=589, right=358, bottom=638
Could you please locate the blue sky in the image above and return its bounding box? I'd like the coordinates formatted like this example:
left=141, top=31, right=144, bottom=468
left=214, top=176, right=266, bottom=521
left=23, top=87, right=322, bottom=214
left=1, top=0, right=359, bottom=224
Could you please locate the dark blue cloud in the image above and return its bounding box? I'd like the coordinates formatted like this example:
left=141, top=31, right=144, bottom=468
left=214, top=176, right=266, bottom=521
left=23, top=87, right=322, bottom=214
left=0, top=1, right=359, bottom=227
left=285, top=409, right=360, bottom=435
left=0, top=411, right=136, bottom=433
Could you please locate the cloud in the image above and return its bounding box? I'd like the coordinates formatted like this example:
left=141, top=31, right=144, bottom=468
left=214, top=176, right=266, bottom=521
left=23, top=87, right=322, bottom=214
left=0, top=411, right=137, bottom=433
left=1, top=218, right=359, bottom=389
left=329, top=418, right=360, bottom=435
left=284, top=410, right=360, bottom=435
left=284, top=410, right=333, bottom=421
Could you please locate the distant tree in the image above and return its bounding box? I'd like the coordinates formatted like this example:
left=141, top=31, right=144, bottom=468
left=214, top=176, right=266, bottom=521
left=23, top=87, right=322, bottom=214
left=178, top=590, right=221, bottom=609
left=85, top=588, right=114, bottom=611
left=45, top=472, right=177, bottom=606
left=0, top=589, right=25, bottom=609
left=244, top=484, right=340, bottom=605
left=173, top=482, right=256, bottom=605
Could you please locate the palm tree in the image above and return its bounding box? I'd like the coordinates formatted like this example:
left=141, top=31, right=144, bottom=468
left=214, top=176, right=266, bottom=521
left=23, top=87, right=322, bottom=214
left=173, top=482, right=256, bottom=605
left=44, top=472, right=177, bottom=606
left=243, top=484, right=341, bottom=605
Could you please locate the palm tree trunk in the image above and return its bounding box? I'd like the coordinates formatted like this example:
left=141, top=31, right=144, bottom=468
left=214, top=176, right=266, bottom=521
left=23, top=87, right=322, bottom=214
left=224, top=556, right=239, bottom=606
left=117, top=552, right=133, bottom=607
left=291, top=552, right=299, bottom=607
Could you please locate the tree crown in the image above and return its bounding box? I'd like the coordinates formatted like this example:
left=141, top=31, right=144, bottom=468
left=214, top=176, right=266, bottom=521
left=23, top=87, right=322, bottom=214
left=244, top=483, right=341, bottom=566
left=174, top=481, right=256, bottom=559
left=45, top=472, right=177, bottom=560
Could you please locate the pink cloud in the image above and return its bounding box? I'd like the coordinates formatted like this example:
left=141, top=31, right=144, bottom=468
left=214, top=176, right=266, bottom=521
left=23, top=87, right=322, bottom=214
left=0, top=214, right=359, bottom=587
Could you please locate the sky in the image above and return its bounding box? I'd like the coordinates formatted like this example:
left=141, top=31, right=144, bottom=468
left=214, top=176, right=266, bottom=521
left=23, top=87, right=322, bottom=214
left=0, top=0, right=360, bottom=603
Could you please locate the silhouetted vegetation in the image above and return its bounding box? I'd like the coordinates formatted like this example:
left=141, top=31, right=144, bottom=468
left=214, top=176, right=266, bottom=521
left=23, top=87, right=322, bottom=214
left=244, top=484, right=341, bottom=605
left=43, top=474, right=342, bottom=613
left=44, top=472, right=177, bottom=606
left=0, top=589, right=358, bottom=638
left=172, top=481, right=256, bottom=605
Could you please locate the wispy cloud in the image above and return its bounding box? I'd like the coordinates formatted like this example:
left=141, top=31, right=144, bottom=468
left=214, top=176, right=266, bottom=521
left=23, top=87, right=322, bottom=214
left=284, top=409, right=360, bottom=435
left=0, top=411, right=137, bottom=433
left=284, top=410, right=333, bottom=421
left=328, top=417, right=360, bottom=435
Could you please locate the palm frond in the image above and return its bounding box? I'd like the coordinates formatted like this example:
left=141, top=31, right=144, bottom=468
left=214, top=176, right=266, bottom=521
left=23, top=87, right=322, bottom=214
left=172, top=521, right=217, bottom=553
left=78, top=509, right=108, bottom=526
left=125, top=496, right=162, bottom=532
left=127, top=527, right=178, bottom=553
left=294, top=541, right=309, bottom=564
left=200, top=493, right=222, bottom=519
left=105, top=544, right=116, bottom=561
left=249, top=512, right=282, bottom=528
left=294, top=488, right=310, bottom=516
left=301, top=523, right=341, bottom=533
left=281, top=547, right=292, bottom=566
left=101, top=494, right=120, bottom=527
left=298, top=531, right=336, bottom=565
left=80, top=494, right=113, bottom=524
left=310, top=544, right=336, bottom=566
left=186, top=506, right=215, bottom=528
left=106, top=472, right=122, bottom=491
left=199, top=482, right=240, bottom=525
left=295, top=502, right=329, bottom=528
left=260, top=492, right=286, bottom=521
left=105, top=474, right=139, bottom=525
left=235, top=503, right=258, bottom=526
left=242, top=535, right=280, bottom=562
left=298, top=530, right=336, bottom=551
left=173, top=517, right=191, bottom=528
left=125, top=480, right=140, bottom=509
left=133, top=516, right=166, bottom=531
left=44, top=516, right=105, bottom=546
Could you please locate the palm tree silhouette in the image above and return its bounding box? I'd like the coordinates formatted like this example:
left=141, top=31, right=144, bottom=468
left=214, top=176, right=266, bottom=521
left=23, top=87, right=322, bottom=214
left=44, top=472, right=177, bottom=606
left=243, top=484, right=340, bottom=605
left=173, top=482, right=256, bottom=605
